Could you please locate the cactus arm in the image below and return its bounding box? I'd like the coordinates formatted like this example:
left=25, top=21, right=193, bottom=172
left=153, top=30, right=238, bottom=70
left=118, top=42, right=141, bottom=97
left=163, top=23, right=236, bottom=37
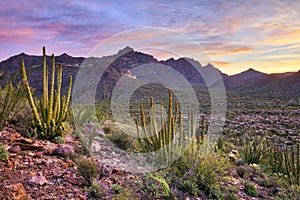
left=20, top=59, right=42, bottom=127
left=53, top=64, right=62, bottom=120
left=47, top=54, right=55, bottom=126
left=61, top=75, right=72, bottom=122
left=297, top=144, right=300, bottom=185
left=43, top=47, right=48, bottom=120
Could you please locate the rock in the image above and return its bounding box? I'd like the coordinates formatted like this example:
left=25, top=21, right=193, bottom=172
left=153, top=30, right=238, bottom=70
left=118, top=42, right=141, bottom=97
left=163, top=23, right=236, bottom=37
left=15, top=137, right=34, bottom=144
left=34, top=152, right=44, bottom=158
left=17, top=143, right=45, bottom=151
left=29, top=172, right=48, bottom=186
left=3, top=183, right=26, bottom=200
left=5, top=158, right=14, bottom=169
left=67, top=178, right=80, bottom=185
left=4, top=132, right=21, bottom=142
left=55, top=144, right=74, bottom=156
left=64, top=136, right=73, bottom=143
left=8, top=145, right=21, bottom=154
left=271, top=187, right=283, bottom=194
left=76, top=193, right=87, bottom=200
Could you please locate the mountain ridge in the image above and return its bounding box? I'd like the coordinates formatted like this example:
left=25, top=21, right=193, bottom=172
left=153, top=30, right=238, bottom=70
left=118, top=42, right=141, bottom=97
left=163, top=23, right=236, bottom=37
left=0, top=47, right=299, bottom=98
left=1, top=49, right=298, bottom=76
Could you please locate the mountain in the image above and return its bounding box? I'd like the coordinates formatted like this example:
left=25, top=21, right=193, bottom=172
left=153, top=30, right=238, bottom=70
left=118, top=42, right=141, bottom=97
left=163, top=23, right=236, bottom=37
left=222, top=68, right=266, bottom=88
left=0, top=47, right=299, bottom=98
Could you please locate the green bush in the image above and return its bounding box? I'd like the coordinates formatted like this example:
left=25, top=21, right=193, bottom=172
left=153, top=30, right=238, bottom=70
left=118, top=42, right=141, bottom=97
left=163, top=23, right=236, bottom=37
left=90, top=180, right=104, bottom=198
left=241, top=134, right=265, bottom=164
left=226, top=191, right=239, bottom=200
left=178, top=179, right=200, bottom=196
left=112, top=188, right=139, bottom=200
left=53, top=136, right=65, bottom=144
left=139, top=173, right=174, bottom=199
left=0, top=81, right=27, bottom=130
left=195, top=153, right=229, bottom=190
left=107, top=132, right=133, bottom=150
left=208, top=185, right=224, bottom=199
left=103, top=126, right=111, bottom=134
left=0, top=143, right=8, bottom=161
left=244, top=182, right=258, bottom=197
left=72, top=105, right=99, bottom=155
left=76, top=157, right=100, bottom=183
left=112, top=184, right=123, bottom=194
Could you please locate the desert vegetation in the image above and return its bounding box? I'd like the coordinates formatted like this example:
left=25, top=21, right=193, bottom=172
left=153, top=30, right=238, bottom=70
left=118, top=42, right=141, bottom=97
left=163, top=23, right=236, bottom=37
left=0, top=47, right=299, bottom=199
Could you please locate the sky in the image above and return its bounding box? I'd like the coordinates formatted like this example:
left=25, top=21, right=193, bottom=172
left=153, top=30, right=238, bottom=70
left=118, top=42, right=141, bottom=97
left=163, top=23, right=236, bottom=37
left=0, top=0, right=300, bottom=75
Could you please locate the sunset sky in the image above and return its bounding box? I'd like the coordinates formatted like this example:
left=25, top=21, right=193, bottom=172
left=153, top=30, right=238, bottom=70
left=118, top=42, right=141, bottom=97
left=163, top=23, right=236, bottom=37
left=1, top=0, right=300, bottom=75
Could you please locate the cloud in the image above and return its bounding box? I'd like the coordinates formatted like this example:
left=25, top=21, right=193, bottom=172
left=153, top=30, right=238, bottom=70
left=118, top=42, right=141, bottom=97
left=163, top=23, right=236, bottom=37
left=212, top=60, right=231, bottom=66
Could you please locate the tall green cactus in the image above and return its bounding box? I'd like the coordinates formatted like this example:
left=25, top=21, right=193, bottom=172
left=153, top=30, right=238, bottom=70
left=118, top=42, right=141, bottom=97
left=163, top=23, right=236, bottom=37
left=136, top=90, right=207, bottom=165
left=267, top=142, right=300, bottom=186
left=20, top=47, right=72, bottom=139
left=283, top=144, right=300, bottom=186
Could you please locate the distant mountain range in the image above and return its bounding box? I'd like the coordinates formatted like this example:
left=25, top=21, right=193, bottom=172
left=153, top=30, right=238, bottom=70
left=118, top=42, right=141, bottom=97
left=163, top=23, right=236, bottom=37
left=0, top=47, right=299, bottom=98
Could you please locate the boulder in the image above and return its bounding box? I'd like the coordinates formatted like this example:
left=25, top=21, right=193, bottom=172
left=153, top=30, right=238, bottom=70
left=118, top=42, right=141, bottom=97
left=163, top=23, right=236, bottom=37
left=55, top=144, right=74, bottom=156
left=28, top=172, right=48, bottom=186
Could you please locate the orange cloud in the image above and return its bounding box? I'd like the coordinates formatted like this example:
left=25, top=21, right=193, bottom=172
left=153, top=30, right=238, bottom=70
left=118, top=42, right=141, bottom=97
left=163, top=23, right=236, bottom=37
left=212, top=60, right=231, bottom=66
left=209, top=46, right=253, bottom=56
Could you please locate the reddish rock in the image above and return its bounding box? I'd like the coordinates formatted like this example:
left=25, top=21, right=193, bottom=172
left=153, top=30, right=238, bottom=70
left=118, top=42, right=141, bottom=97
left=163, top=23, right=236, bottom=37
left=67, top=178, right=80, bottom=185
left=6, top=132, right=22, bottom=142
left=2, top=183, right=26, bottom=200
left=34, top=152, right=44, bottom=158
left=17, top=143, right=45, bottom=151
left=15, top=137, right=34, bottom=144
left=8, top=145, right=21, bottom=154
left=76, top=193, right=87, bottom=200
left=29, top=172, right=48, bottom=186
left=55, top=144, right=74, bottom=156
left=5, top=158, right=14, bottom=169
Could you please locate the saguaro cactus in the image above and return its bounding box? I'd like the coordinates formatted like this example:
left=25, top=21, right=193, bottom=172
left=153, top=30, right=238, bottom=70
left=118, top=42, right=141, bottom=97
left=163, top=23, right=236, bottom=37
left=20, top=47, right=72, bottom=139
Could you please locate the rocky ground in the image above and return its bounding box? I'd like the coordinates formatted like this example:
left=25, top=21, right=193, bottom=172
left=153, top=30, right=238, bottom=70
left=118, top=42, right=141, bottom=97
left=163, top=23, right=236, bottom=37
left=0, top=127, right=143, bottom=200
left=0, top=125, right=298, bottom=200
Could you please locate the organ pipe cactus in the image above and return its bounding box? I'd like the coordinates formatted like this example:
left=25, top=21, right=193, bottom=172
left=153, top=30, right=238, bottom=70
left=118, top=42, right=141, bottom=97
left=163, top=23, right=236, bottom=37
left=136, top=90, right=207, bottom=164
left=268, top=143, right=300, bottom=186
left=20, top=47, right=72, bottom=139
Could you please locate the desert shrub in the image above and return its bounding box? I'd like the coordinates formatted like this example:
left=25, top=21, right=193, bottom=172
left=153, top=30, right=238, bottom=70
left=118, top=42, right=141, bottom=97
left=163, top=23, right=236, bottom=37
left=76, top=157, right=100, bottom=183
left=195, top=153, right=229, bottom=190
left=112, top=188, right=139, bottom=200
left=258, top=176, right=277, bottom=188
left=244, top=182, right=258, bottom=197
left=0, top=81, right=27, bottom=130
left=226, top=191, right=239, bottom=200
left=236, top=166, right=247, bottom=178
left=53, top=136, right=65, bottom=144
left=139, top=173, right=173, bottom=199
left=72, top=105, right=100, bottom=155
left=112, top=184, right=123, bottom=194
left=103, top=126, right=111, bottom=134
left=90, top=180, right=104, bottom=198
left=107, top=131, right=133, bottom=150
left=95, top=97, right=110, bottom=124
left=0, top=143, right=8, bottom=161
left=241, top=134, right=265, bottom=164
left=178, top=179, right=200, bottom=196
left=208, top=185, right=225, bottom=199
left=147, top=173, right=171, bottom=197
